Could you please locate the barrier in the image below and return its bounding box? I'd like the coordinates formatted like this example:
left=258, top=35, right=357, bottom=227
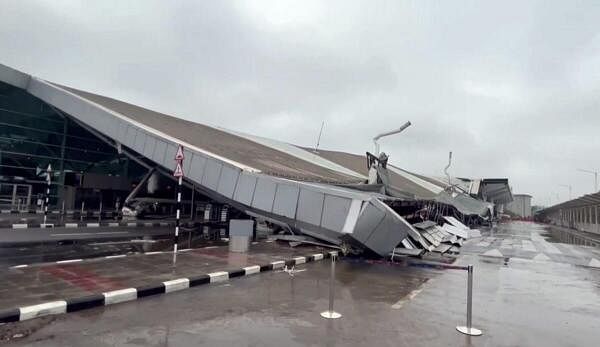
left=376, top=257, right=483, bottom=336
left=320, top=252, right=342, bottom=319
left=456, top=265, right=482, bottom=336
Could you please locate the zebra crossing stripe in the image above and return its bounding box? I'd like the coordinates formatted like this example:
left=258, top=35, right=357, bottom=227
left=481, top=248, right=504, bottom=258
left=533, top=253, right=551, bottom=261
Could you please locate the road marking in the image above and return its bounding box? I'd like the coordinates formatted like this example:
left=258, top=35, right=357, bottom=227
left=533, top=253, right=551, bottom=261
left=50, top=231, right=129, bottom=237
left=481, top=248, right=504, bottom=258
left=391, top=279, right=430, bottom=309
left=52, top=233, right=92, bottom=236
left=105, top=254, right=127, bottom=259
left=56, top=259, right=83, bottom=264
left=540, top=241, right=562, bottom=255
left=522, top=240, right=537, bottom=252
left=10, top=264, right=28, bottom=269
left=561, top=244, right=586, bottom=258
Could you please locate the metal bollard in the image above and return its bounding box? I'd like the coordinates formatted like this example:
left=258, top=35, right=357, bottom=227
left=80, top=201, right=85, bottom=221
left=320, top=252, right=342, bottom=319
left=456, top=265, right=482, bottom=336
left=98, top=201, right=103, bottom=222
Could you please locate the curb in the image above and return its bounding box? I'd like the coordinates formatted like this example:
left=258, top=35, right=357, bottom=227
left=0, top=251, right=337, bottom=323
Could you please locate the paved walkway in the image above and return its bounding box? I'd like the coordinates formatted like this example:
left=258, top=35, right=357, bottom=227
left=0, top=242, right=323, bottom=310
left=461, top=221, right=600, bottom=266
left=3, top=222, right=599, bottom=346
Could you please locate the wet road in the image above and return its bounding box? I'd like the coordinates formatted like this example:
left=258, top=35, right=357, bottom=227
left=0, top=226, right=226, bottom=267
left=2, top=222, right=600, bottom=346
left=0, top=226, right=176, bottom=245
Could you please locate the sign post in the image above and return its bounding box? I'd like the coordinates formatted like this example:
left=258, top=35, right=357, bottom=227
left=43, top=164, right=52, bottom=226
left=173, top=145, right=185, bottom=261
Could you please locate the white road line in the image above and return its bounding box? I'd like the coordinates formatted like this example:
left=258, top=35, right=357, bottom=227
left=51, top=233, right=93, bottom=236
left=50, top=231, right=130, bottom=237
left=560, top=244, right=587, bottom=258
left=541, top=241, right=562, bottom=255
left=105, top=254, right=127, bottom=259
left=56, top=259, right=83, bottom=264
left=522, top=240, right=537, bottom=252
left=391, top=279, right=430, bottom=309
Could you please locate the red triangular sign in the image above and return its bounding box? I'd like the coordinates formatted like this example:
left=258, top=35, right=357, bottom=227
left=175, top=145, right=185, bottom=161
left=173, top=162, right=184, bottom=177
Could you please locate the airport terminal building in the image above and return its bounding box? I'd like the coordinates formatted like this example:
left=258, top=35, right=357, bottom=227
left=0, top=63, right=512, bottom=256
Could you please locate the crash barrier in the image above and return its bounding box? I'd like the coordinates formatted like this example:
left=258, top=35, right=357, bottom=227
left=320, top=252, right=342, bottom=319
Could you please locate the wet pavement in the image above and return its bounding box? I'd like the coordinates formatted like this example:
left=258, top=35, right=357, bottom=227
left=1, top=221, right=600, bottom=346
left=0, top=226, right=227, bottom=266
left=461, top=222, right=600, bottom=266
left=0, top=241, right=323, bottom=311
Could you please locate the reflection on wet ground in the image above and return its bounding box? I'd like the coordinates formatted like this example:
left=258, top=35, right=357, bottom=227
left=1, top=222, right=600, bottom=346
left=541, top=226, right=600, bottom=247
left=0, top=227, right=229, bottom=267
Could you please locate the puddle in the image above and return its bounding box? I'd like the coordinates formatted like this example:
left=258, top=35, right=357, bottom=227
left=541, top=228, right=600, bottom=247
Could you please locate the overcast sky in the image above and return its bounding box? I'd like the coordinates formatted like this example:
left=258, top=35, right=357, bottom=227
left=1, top=0, right=599, bottom=205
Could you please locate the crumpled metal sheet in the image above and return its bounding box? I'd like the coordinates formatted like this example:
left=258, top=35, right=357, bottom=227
left=435, top=191, right=492, bottom=217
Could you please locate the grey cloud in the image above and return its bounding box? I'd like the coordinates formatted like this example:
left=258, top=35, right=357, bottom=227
left=1, top=0, right=599, bottom=206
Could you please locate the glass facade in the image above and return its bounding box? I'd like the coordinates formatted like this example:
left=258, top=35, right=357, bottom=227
left=0, top=81, right=144, bottom=210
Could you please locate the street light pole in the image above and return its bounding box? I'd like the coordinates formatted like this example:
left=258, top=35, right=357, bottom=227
left=559, top=184, right=572, bottom=201
left=577, top=168, right=598, bottom=192
left=373, top=121, right=412, bottom=156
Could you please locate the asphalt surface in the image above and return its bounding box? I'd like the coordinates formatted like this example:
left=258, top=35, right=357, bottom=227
left=1, top=222, right=599, bottom=346
left=0, top=226, right=226, bottom=267
left=0, top=241, right=316, bottom=312
left=0, top=226, right=176, bottom=245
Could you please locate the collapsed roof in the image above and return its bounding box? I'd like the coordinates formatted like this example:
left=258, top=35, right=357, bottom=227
left=0, top=62, right=510, bottom=256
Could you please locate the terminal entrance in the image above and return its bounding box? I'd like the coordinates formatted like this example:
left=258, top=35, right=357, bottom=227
left=0, top=183, right=32, bottom=210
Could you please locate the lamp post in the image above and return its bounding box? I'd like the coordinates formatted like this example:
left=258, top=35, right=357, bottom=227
left=559, top=184, right=572, bottom=201
left=372, top=121, right=412, bottom=156
left=577, top=169, right=598, bottom=193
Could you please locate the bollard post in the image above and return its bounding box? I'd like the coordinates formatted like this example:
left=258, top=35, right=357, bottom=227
left=320, top=252, right=342, bottom=319
left=80, top=201, right=85, bottom=221
left=456, top=265, right=482, bottom=336
left=98, top=201, right=103, bottom=222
